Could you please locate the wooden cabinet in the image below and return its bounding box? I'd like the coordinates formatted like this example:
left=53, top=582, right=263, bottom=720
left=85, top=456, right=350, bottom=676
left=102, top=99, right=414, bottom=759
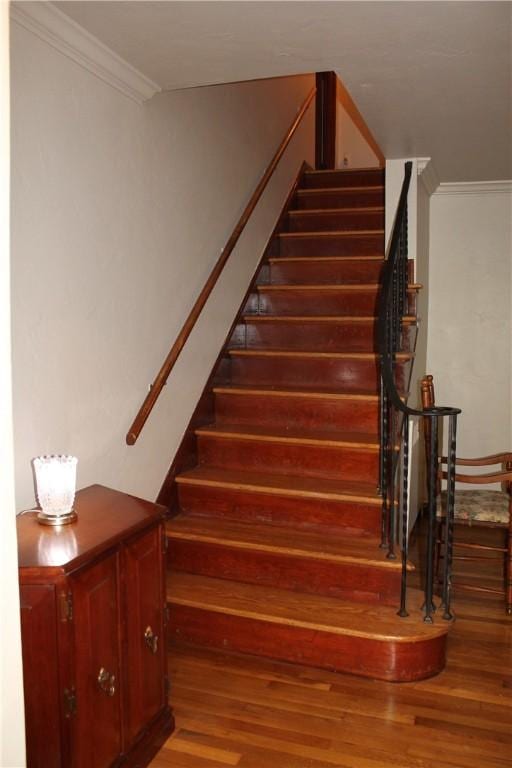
left=17, top=485, right=174, bottom=768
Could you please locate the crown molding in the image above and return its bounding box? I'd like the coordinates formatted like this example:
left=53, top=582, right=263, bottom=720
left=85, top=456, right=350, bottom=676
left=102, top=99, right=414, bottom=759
left=10, top=2, right=161, bottom=104
left=416, top=158, right=440, bottom=196
left=434, top=180, right=512, bottom=196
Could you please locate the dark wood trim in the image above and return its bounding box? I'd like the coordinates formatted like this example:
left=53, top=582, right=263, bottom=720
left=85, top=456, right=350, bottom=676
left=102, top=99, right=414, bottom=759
left=126, top=88, right=316, bottom=446
left=156, top=162, right=310, bottom=510
left=315, top=72, right=337, bottom=170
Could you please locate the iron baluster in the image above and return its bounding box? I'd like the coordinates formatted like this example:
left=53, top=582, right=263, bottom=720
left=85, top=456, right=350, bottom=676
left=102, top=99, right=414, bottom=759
left=398, top=413, right=410, bottom=617
left=403, top=209, right=409, bottom=295
left=424, top=414, right=439, bottom=623
left=387, top=402, right=397, bottom=560
left=400, top=208, right=408, bottom=316
left=377, top=161, right=460, bottom=618
left=386, top=405, right=400, bottom=560
left=397, top=232, right=405, bottom=321
left=378, top=373, right=385, bottom=495
left=380, top=383, right=390, bottom=549
left=391, top=261, right=398, bottom=354
left=442, top=413, right=458, bottom=620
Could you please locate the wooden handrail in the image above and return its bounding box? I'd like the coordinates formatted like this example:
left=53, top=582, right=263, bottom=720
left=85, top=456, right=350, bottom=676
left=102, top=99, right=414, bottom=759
left=126, top=85, right=316, bottom=445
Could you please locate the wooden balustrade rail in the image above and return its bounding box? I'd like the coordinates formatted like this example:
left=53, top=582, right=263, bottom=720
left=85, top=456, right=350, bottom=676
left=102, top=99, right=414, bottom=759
left=126, top=86, right=316, bottom=445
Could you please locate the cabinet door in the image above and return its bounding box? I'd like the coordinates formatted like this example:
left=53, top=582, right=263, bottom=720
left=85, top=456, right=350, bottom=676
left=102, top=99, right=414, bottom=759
left=123, top=524, right=166, bottom=745
left=20, top=585, right=62, bottom=768
left=70, top=552, right=122, bottom=768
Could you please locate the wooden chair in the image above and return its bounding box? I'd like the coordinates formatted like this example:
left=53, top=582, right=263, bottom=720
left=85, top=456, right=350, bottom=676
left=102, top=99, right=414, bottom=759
left=421, top=374, right=512, bottom=614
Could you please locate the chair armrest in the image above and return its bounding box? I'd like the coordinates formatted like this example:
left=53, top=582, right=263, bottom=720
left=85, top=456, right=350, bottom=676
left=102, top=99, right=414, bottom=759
left=440, top=451, right=512, bottom=467
left=441, top=469, right=512, bottom=484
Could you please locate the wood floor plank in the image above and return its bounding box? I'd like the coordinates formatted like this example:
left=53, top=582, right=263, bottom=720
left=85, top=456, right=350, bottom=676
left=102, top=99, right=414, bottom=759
left=172, top=694, right=511, bottom=766
left=162, top=734, right=242, bottom=765
left=151, top=744, right=235, bottom=768
left=170, top=720, right=416, bottom=768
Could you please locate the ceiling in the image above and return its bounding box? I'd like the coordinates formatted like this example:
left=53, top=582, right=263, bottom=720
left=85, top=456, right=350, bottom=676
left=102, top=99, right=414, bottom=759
left=54, top=1, right=512, bottom=182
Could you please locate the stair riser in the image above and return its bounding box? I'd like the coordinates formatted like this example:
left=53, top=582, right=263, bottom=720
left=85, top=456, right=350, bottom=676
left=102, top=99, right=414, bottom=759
left=197, top=436, right=379, bottom=484
left=294, top=188, right=384, bottom=209
left=229, top=356, right=408, bottom=391
left=177, top=484, right=382, bottom=536
left=287, top=210, right=384, bottom=233
left=214, top=392, right=379, bottom=433
left=269, top=259, right=383, bottom=284
left=279, top=233, right=384, bottom=258
left=244, top=320, right=376, bottom=351
left=240, top=321, right=414, bottom=353
left=302, top=169, right=385, bottom=189
left=168, top=541, right=400, bottom=605
left=256, top=290, right=415, bottom=317
left=168, top=605, right=447, bottom=682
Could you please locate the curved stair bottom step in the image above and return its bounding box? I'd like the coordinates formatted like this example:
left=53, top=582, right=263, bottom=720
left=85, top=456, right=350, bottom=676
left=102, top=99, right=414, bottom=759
left=167, top=574, right=451, bottom=683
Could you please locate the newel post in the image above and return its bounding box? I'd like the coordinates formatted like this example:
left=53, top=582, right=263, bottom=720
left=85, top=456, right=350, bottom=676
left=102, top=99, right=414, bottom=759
left=315, top=71, right=337, bottom=170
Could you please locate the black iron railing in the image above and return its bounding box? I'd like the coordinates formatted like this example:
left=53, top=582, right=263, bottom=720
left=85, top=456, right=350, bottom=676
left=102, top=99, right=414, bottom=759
left=378, top=161, right=461, bottom=622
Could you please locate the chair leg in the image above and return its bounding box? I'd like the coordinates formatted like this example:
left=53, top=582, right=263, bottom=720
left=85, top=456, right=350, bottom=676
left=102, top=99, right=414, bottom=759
left=506, top=526, right=512, bottom=615
left=435, top=517, right=444, bottom=584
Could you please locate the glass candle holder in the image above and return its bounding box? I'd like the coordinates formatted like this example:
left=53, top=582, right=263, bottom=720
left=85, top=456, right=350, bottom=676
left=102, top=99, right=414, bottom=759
left=33, top=455, right=78, bottom=526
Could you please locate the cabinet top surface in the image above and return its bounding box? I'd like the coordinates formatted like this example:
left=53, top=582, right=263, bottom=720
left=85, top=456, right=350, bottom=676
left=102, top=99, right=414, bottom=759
left=17, top=484, right=165, bottom=573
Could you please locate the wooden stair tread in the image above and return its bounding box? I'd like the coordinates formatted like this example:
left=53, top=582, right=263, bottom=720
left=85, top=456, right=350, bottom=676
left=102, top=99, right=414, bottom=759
left=304, top=167, right=383, bottom=174
left=257, top=284, right=421, bottom=292
left=268, top=255, right=384, bottom=262
left=195, top=423, right=379, bottom=449
left=279, top=230, right=384, bottom=238
left=213, top=385, right=379, bottom=401
left=175, top=466, right=381, bottom=505
left=229, top=349, right=413, bottom=360
left=167, top=515, right=408, bottom=570
left=296, top=185, right=384, bottom=195
left=288, top=207, right=384, bottom=215
left=167, top=573, right=447, bottom=642
left=242, top=314, right=416, bottom=324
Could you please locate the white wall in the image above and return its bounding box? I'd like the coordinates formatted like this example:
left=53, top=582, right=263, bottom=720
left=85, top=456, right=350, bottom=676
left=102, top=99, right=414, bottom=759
left=0, top=5, right=26, bottom=766
left=335, top=99, right=379, bottom=169
left=10, top=21, right=314, bottom=511
left=428, top=186, right=512, bottom=462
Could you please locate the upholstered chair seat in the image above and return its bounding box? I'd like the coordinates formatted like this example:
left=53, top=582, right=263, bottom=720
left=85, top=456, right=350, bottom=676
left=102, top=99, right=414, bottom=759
left=439, top=490, right=510, bottom=525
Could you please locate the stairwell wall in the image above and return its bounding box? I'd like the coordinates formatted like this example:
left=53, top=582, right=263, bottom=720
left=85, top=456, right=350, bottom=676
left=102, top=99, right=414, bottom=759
left=1, top=5, right=26, bottom=766
left=428, top=184, right=512, bottom=466
left=335, top=100, right=379, bottom=169
left=10, top=21, right=314, bottom=511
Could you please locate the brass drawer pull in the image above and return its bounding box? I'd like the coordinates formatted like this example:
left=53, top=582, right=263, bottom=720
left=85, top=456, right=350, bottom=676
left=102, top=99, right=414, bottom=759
left=144, top=625, right=159, bottom=654
left=97, top=667, right=116, bottom=696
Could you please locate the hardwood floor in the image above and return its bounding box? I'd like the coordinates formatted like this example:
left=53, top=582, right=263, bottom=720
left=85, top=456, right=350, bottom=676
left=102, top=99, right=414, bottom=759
left=151, top=523, right=512, bottom=768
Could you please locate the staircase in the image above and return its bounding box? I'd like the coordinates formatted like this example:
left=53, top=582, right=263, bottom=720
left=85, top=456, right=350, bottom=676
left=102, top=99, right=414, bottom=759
left=164, top=166, right=450, bottom=682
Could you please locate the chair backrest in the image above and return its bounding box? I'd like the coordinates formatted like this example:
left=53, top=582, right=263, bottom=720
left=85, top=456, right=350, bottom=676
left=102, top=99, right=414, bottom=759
left=420, top=375, right=441, bottom=497
left=421, top=374, right=512, bottom=496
